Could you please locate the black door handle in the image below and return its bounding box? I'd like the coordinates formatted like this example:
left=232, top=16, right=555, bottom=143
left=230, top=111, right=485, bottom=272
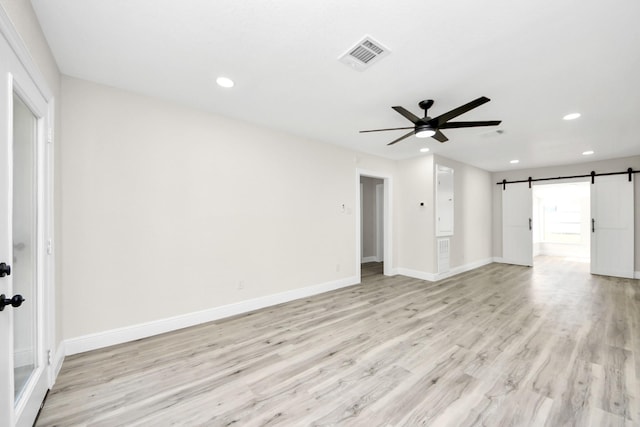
left=592, top=218, right=595, bottom=233
left=0, top=294, right=25, bottom=311
left=529, top=218, right=532, bottom=231
left=0, top=263, right=10, bottom=277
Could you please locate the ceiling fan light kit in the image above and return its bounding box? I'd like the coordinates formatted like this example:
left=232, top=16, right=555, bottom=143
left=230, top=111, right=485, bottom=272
left=360, top=96, right=502, bottom=145
left=415, top=125, right=436, bottom=138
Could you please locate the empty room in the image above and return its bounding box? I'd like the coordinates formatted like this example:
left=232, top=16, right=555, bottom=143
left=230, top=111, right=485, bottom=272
left=1, top=1, right=639, bottom=426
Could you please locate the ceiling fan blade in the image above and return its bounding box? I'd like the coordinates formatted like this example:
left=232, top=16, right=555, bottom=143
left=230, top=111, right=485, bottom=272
left=387, top=131, right=416, bottom=145
left=359, top=126, right=415, bottom=133
left=431, top=96, right=490, bottom=126
left=439, top=120, right=501, bottom=129
left=432, top=130, right=449, bottom=143
left=392, top=106, right=420, bottom=124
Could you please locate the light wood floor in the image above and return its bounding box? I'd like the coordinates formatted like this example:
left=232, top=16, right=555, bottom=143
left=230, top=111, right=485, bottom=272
left=37, top=258, right=639, bottom=426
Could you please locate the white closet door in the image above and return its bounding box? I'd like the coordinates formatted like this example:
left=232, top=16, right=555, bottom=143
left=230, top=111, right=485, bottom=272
left=591, top=175, right=634, bottom=278
left=502, top=184, right=533, bottom=266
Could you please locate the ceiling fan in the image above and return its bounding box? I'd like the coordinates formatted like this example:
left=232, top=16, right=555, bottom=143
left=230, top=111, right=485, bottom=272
left=360, top=96, right=501, bottom=145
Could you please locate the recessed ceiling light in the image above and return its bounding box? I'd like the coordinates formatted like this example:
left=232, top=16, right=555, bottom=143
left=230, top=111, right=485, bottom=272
left=420, top=148, right=430, bottom=153
left=582, top=150, right=594, bottom=155
left=563, top=113, right=581, bottom=121
left=510, top=159, right=519, bottom=164
left=216, top=76, right=234, bottom=88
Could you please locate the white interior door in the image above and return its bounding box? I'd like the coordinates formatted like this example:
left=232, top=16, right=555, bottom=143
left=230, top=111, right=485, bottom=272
left=590, top=175, right=634, bottom=278
left=1, top=29, right=52, bottom=427
left=502, top=184, right=533, bottom=266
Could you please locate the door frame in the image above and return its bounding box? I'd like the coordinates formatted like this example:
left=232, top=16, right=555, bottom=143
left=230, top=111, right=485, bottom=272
left=1, top=6, right=56, bottom=426
left=375, top=183, right=384, bottom=262
left=356, top=169, right=393, bottom=280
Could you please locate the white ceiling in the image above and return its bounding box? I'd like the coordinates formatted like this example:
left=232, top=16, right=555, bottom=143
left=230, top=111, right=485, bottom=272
left=31, top=0, right=640, bottom=172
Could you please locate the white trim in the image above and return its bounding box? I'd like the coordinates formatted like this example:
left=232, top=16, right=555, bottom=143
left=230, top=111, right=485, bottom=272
left=434, top=258, right=493, bottom=281
left=397, top=258, right=494, bottom=282
left=396, top=268, right=438, bottom=282
left=46, top=98, right=56, bottom=388
left=634, top=271, right=640, bottom=279
left=360, top=182, right=363, bottom=260
left=375, top=183, right=384, bottom=262
left=65, top=276, right=359, bottom=355
left=382, top=176, right=392, bottom=275
left=493, top=257, right=505, bottom=263
left=0, top=5, right=53, bottom=101
left=52, top=343, right=65, bottom=381
left=361, top=256, right=378, bottom=263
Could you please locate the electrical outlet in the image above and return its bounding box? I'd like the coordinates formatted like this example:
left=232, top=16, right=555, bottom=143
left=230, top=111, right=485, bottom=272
left=238, top=281, right=244, bottom=290
left=336, top=264, right=341, bottom=272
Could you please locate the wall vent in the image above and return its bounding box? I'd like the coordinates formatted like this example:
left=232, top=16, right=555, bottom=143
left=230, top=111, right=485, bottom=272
left=437, top=238, right=450, bottom=274
left=339, top=35, right=391, bottom=71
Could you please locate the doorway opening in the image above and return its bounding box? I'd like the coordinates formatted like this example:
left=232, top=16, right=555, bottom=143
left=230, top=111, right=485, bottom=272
left=356, top=169, right=392, bottom=282
left=532, top=182, right=590, bottom=265
left=360, top=176, right=384, bottom=278
left=502, top=175, right=633, bottom=278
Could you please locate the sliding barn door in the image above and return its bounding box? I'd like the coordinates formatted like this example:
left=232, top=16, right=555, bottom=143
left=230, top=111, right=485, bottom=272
left=502, top=184, right=533, bottom=266
left=591, top=175, right=634, bottom=278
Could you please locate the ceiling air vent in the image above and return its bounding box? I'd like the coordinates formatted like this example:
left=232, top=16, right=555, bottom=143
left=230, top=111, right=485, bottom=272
left=339, top=35, right=390, bottom=71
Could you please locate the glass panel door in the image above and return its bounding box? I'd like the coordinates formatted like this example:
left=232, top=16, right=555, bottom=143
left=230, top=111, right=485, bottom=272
left=12, top=93, right=38, bottom=404
left=1, top=21, right=52, bottom=427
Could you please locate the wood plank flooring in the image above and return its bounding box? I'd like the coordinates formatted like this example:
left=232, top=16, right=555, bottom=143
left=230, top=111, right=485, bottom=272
left=37, top=257, right=640, bottom=426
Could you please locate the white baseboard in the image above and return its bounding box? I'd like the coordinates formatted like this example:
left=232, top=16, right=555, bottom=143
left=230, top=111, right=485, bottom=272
left=361, top=256, right=378, bottom=263
left=395, top=268, right=438, bottom=282
left=493, top=257, right=505, bottom=263
left=397, top=258, right=494, bottom=282
left=65, top=276, right=360, bottom=356
left=435, top=258, right=493, bottom=281
left=386, top=267, right=399, bottom=276
left=51, top=342, right=65, bottom=385
left=635, top=271, right=640, bottom=279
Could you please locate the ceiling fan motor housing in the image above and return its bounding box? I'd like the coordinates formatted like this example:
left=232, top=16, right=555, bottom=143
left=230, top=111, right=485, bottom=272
left=418, top=99, right=434, bottom=112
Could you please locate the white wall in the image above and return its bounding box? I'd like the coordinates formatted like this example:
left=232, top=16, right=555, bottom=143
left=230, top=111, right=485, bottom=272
left=395, top=154, right=493, bottom=277
left=60, top=77, right=495, bottom=343
left=396, top=155, right=436, bottom=273
left=492, top=156, right=640, bottom=269
left=433, top=155, right=493, bottom=268
left=60, top=76, right=398, bottom=339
